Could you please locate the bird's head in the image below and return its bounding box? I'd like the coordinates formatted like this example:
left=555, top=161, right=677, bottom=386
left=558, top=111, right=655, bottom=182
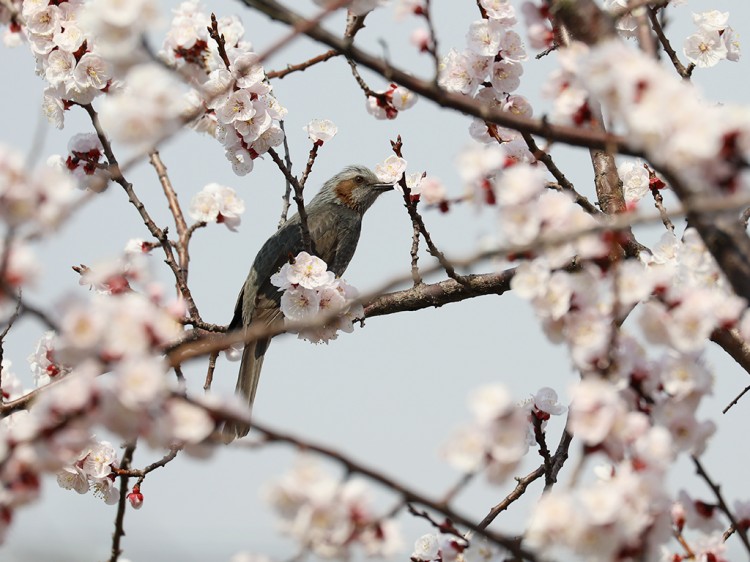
left=321, top=165, right=394, bottom=215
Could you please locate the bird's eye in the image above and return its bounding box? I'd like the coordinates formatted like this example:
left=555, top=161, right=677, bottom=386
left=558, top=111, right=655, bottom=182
left=355, top=175, right=364, bottom=184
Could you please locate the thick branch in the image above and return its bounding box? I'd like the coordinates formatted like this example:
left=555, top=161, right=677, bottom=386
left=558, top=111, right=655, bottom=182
left=364, top=270, right=513, bottom=318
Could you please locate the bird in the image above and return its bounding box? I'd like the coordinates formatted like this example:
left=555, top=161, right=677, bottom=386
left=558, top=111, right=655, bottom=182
left=221, top=165, right=394, bottom=441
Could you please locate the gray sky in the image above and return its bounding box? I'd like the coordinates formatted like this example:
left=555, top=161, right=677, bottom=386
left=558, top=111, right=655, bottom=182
left=2, top=1, right=750, bottom=560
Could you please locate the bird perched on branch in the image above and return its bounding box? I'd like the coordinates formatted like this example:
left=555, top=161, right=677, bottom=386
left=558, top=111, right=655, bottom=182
left=222, top=165, right=393, bottom=441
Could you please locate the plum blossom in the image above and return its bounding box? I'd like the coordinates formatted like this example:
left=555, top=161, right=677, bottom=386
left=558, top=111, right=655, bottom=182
left=494, top=162, right=546, bottom=205
left=189, top=183, right=245, bottom=231
left=684, top=30, right=728, bottom=68
left=374, top=156, right=407, bottom=184
left=404, top=174, right=447, bottom=206
left=412, top=534, right=440, bottom=561
left=618, top=159, right=650, bottom=204
left=466, top=19, right=504, bottom=56
left=490, top=60, right=523, bottom=93
left=271, top=252, right=333, bottom=290
left=480, top=0, right=516, bottom=24
left=692, top=10, right=729, bottom=33
left=303, top=119, right=337, bottom=144
left=365, top=83, right=417, bottom=119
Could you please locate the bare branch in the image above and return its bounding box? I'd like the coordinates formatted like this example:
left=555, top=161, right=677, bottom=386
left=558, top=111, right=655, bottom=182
left=267, top=148, right=312, bottom=253
left=267, top=49, right=339, bottom=79
left=110, top=443, right=136, bottom=562
left=692, top=455, right=750, bottom=555
left=647, top=7, right=694, bottom=79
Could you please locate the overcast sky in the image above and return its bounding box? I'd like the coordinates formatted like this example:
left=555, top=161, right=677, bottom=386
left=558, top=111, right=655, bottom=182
left=2, top=1, right=750, bottom=561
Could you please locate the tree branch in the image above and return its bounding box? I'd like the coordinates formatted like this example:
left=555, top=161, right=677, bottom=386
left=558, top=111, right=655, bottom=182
left=238, top=0, right=638, bottom=155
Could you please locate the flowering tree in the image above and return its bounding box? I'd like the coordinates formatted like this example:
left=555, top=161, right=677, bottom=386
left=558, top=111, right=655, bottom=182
left=1, top=0, right=750, bottom=560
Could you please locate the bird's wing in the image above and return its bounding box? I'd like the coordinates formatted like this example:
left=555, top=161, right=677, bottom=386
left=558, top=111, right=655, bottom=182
left=234, top=219, right=305, bottom=326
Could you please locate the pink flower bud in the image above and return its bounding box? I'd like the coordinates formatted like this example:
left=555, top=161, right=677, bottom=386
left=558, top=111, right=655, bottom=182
left=128, top=487, right=144, bottom=510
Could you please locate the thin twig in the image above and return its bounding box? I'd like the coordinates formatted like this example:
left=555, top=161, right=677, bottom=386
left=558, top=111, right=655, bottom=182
left=252, top=0, right=354, bottom=67
left=421, top=0, right=441, bottom=82
left=476, top=466, right=545, bottom=530
left=522, top=133, right=600, bottom=216
left=692, top=455, right=750, bottom=555
left=80, top=103, right=202, bottom=322
left=115, top=446, right=181, bottom=488
left=407, top=504, right=468, bottom=545
left=409, top=219, right=423, bottom=286
left=438, top=471, right=478, bottom=507
left=647, top=7, right=694, bottom=79
left=207, top=13, right=232, bottom=70
left=535, top=44, right=558, bottom=59
left=267, top=147, right=312, bottom=252
left=391, top=137, right=470, bottom=286
left=722, top=385, right=750, bottom=415
left=204, top=350, right=219, bottom=391
left=651, top=187, right=674, bottom=233
left=149, top=151, right=192, bottom=280
left=110, top=443, right=136, bottom=562
left=277, top=120, right=294, bottom=228
left=299, top=143, right=320, bottom=189
left=267, top=49, right=339, bottom=79
left=532, top=416, right=554, bottom=488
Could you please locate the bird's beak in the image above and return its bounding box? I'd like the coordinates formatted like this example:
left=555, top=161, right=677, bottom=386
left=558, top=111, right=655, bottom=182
left=372, top=182, right=394, bottom=192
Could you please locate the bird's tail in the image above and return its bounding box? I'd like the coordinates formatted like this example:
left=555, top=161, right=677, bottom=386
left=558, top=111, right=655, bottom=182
left=221, top=337, right=270, bottom=443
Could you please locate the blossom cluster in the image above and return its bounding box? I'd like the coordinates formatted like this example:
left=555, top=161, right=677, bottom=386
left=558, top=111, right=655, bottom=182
left=0, top=143, right=78, bottom=231
left=494, top=160, right=607, bottom=261
left=16, top=0, right=118, bottom=128
left=508, top=224, right=744, bottom=559
left=264, top=457, right=402, bottom=558
left=0, top=250, right=243, bottom=540
left=160, top=1, right=286, bottom=175
left=683, top=10, right=739, bottom=68
left=270, top=252, right=363, bottom=344
left=570, top=29, right=744, bottom=194
left=56, top=439, right=121, bottom=505
left=442, top=384, right=565, bottom=484
left=436, top=0, right=537, bottom=161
